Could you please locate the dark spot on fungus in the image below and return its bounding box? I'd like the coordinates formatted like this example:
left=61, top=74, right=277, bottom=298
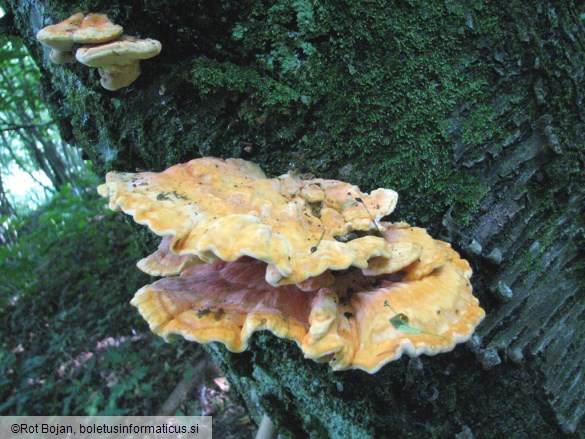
left=172, top=191, right=189, bottom=200
left=214, top=308, right=225, bottom=320
left=197, top=308, right=212, bottom=317
left=309, top=201, right=322, bottom=217
left=334, top=232, right=359, bottom=243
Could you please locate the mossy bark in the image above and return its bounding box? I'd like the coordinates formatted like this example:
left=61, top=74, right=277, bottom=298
left=6, top=0, right=584, bottom=436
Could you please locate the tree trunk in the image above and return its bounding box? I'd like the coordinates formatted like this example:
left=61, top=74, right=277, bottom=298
left=6, top=0, right=584, bottom=436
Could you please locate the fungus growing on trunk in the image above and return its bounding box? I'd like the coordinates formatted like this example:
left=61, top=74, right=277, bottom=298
left=36, top=12, right=85, bottom=51
left=96, top=60, right=141, bottom=91
left=36, top=13, right=122, bottom=51
left=98, top=157, right=485, bottom=372
left=98, top=158, right=411, bottom=285
left=76, top=36, right=162, bottom=90
left=36, top=13, right=161, bottom=90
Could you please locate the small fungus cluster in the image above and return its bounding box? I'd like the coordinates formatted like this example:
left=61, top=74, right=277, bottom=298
left=36, top=13, right=161, bottom=90
left=98, top=158, right=485, bottom=372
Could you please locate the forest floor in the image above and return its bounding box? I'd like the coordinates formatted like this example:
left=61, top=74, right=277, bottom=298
left=182, top=352, right=256, bottom=439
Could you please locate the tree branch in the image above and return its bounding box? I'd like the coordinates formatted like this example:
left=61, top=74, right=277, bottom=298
left=0, top=121, right=55, bottom=132
left=0, top=132, right=55, bottom=192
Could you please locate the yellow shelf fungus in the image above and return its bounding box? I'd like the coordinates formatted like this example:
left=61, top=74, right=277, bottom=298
left=36, top=13, right=123, bottom=51
left=36, top=13, right=161, bottom=90
left=98, top=157, right=485, bottom=372
left=98, top=157, right=405, bottom=285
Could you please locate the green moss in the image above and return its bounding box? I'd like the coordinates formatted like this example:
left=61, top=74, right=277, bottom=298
left=207, top=334, right=376, bottom=438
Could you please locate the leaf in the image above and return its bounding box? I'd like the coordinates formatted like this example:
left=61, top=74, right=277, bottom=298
left=389, top=313, right=446, bottom=339
left=395, top=324, right=424, bottom=335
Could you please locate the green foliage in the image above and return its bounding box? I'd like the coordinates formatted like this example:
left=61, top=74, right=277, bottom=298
left=0, top=177, right=202, bottom=415
left=0, top=32, right=84, bottom=211
left=0, top=35, right=49, bottom=206
left=0, top=37, right=36, bottom=112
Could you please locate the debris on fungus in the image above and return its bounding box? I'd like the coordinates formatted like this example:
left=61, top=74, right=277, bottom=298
left=98, top=157, right=485, bottom=372
left=36, top=13, right=161, bottom=90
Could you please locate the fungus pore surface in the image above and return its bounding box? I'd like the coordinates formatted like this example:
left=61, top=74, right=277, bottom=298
left=99, top=157, right=485, bottom=372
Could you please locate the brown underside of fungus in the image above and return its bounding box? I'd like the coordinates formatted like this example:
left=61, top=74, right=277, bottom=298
left=98, top=157, right=485, bottom=372
left=36, top=13, right=161, bottom=91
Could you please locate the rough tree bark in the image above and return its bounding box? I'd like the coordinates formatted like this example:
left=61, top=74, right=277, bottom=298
left=6, top=1, right=584, bottom=437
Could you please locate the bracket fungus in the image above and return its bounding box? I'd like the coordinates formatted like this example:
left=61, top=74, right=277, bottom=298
left=36, top=13, right=161, bottom=91
left=36, top=13, right=123, bottom=51
left=76, top=36, right=162, bottom=90
left=98, top=157, right=485, bottom=372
